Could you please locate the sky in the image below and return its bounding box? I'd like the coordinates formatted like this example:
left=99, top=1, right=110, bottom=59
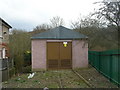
left=0, top=0, right=102, bottom=31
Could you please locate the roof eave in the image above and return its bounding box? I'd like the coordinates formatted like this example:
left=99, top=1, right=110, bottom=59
left=0, top=18, right=12, bottom=28
left=31, top=37, right=88, bottom=40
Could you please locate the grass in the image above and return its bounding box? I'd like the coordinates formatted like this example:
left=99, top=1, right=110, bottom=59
left=74, top=65, right=118, bottom=88
left=2, top=66, right=118, bottom=88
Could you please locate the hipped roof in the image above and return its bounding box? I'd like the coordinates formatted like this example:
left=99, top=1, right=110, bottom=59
left=31, top=26, right=88, bottom=40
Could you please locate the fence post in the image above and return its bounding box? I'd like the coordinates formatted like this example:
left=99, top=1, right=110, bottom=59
left=109, top=54, right=112, bottom=81
left=12, top=59, right=14, bottom=68
left=7, top=59, right=9, bottom=79
left=118, top=53, right=120, bottom=87
left=98, top=52, right=101, bottom=73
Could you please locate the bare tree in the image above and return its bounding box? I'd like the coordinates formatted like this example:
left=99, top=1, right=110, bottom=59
left=32, top=23, right=51, bottom=35
left=34, top=23, right=51, bottom=31
left=70, top=15, right=104, bottom=29
left=50, top=16, right=65, bottom=28
left=94, top=1, right=120, bottom=31
left=70, top=14, right=118, bottom=50
left=93, top=1, right=120, bottom=47
left=71, top=20, right=81, bottom=29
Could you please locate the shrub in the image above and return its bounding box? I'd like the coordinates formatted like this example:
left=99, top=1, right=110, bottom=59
left=24, top=52, right=31, bottom=66
left=22, top=66, right=31, bottom=73
left=9, top=67, right=15, bottom=78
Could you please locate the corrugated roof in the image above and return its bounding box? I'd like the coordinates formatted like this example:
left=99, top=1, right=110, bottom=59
left=31, top=26, right=88, bottom=40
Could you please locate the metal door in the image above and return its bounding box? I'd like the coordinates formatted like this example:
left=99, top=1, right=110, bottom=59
left=59, top=42, right=72, bottom=69
left=47, top=42, right=72, bottom=69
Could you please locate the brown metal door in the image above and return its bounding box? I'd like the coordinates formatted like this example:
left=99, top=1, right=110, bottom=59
left=47, top=42, right=72, bottom=69
left=47, top=42, right=59, bottom=69
left=59, top=42, right=72, bottom=69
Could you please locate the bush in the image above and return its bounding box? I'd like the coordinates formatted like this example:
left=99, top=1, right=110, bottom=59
left=22, top=66, right=31, bottom=73
left=24, top=52, right=31, bottom=66
left=9, top=67, right=15, bottom=78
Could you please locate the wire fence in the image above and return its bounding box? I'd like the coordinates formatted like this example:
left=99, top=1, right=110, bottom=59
left=88, top=50, right=120, bottom=87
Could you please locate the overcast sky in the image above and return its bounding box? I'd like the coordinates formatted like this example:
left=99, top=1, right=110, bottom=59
left=0, top=0, right=102, bottom=31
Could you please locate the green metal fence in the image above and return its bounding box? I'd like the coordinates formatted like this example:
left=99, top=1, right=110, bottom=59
left=88, top=50, right=120, bottom=87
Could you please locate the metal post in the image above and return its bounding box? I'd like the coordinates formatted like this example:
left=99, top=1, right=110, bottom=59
left=118, top=51, right=120, bottom=87
left=6, top=59, right=9, bottom=79
left=109, top=54, right=112, bottom=81
left=98, top=52, right=101, bottom=73
left=12, top=59, right=14, bottom=68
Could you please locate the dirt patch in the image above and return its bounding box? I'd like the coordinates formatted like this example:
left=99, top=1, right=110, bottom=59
left=2, top=71, right=60, bottom=88
left=74, top=65, right=118, bottom=88
left=2, top=66, right=118, bottom=88
left=2, top=70, right=88, bottom=88
left=57, top=70, right=89, bottom=88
